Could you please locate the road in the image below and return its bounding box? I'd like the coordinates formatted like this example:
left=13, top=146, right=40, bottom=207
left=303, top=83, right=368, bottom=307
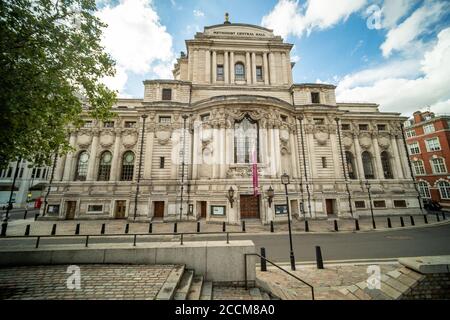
left=1, top=222, right=450, bottom=263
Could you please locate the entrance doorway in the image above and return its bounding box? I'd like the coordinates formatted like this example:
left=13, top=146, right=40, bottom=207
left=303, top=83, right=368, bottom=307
left=240, top=195, right=260, bottom=219
left=200, top=201, right=207, bottom=218
left=115, top=200, right=126, bottom=219
left=154, top=201, right=165, bottom=218
left=65, top=201, right=76, bottom=220
left=325, top=199, right=335, bottom=215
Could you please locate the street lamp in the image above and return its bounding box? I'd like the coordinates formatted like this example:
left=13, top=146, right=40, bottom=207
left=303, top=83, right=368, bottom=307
left=179, top=114, right=189, bottom=221
left=133, top=114, right=147, bottom=221
left=365, top=180, right=376, bottom=229
left=226, top=186, right=235, bottom=208
left=266, top=186, right=274, bottom=208
left=281, top=173, right=296, bottom=271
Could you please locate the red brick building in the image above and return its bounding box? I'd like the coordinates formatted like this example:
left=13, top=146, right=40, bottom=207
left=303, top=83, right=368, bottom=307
left=404, top=111, right=450, bottom=210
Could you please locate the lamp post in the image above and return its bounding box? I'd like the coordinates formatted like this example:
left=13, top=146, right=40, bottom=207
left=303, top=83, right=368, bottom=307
left=133, top=114, right=147, bottom=221
left=281, top=173, right=296, bottom=271
left=179, top=114, right=189, bottom=221
left=365, top=180, right=376, bottom=229
left=226, top=186, right=235, bottom=208
left=266, top=186, right=274, bottom=208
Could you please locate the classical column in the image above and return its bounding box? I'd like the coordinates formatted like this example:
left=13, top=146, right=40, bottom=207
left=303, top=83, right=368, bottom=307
left=289, top=131, right=299, bottom=178
left=251, top=52, right=257, bottom=84
left=397, top=137, right=412, bottom=178
left=306, top=131, right=316, bottom=179
left=212, top=124, right=219, bottom=178
left=192, top=120, right=199, bottom=179
left=62, top=133, right=77, bottom=181
left=390, top=134, right=404, bottom=179
left=224, top=51, right=229, bottom=84
left=171, top=129, right=180, bottom=179
left=229, top=51, right=235, bottom=84
left=212, top=51, right=217, bottom=83
left=372, top=135, right=384, bottom=179
left=143, top=129, right=154, bottom=179
left=281, top=52, right=287, bottom=85
left=192, top=49, right=198, bottom=82
left=263, top=52, right=269, bottom=85
left=54, top=154, right=66, bottom=181
left=269, top=52, right=276, bottom=85
left=219, top=124, right=226, bottom=178
left=245, top=52, right=251, bottom=83
left=205, top=50, right=211, bottom=83
left=267, top=126, right=276, bottom=177
left=353, top=134, right=365, bottom=179
left=274, top=126, right=281, bottom=177
left=86, top=130, right=99, bottom=181
left=329, top=132, right=342, bottom=178
left=110, top=129, right=122, bottom=181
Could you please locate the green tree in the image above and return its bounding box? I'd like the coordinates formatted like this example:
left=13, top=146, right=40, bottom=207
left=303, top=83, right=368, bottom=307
left=0, top=0, right=116, bottom=168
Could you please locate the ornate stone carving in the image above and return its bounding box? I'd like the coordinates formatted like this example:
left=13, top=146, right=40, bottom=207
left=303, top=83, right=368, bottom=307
left=342, top=136, right=353, bottom=149
left=226, top=165, right=264, bottom=178
left=155, top=130, right=171, bottom=145
left=378, top=136, right=390, bottom=150
left=359, top=135, right=372, bottom=149
left=314, top=131, right=329, bottom=145
left=99, top=132, right=114, bottom=148
left=77, top=133, right=92, bottom=149
left=122, top=132, right=138, bottom=148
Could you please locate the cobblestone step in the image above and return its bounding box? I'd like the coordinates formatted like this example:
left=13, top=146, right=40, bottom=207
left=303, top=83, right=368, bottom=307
left=186, top=275, right=204, bottom=300
left=200, top=281, right=213, bottom=300
left=174, top=269, right=194, bottom=300
left=156, top=265, right=185, bottom=300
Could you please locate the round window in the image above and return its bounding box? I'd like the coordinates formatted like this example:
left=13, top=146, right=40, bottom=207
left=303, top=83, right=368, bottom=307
left=80, top=153, right=89, bottom=163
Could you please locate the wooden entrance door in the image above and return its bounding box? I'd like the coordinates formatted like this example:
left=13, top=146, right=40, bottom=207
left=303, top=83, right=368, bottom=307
left=154, top=201, right=164, bottom=218
left=115, top=200, right=126, bottom=219
left=326, top=199, right=334, bottom=215
left=240, top=195, right=260, bottom=219
left=65, top=201, right=76, bottom=220
left=200, top=201, right=207, bottom=218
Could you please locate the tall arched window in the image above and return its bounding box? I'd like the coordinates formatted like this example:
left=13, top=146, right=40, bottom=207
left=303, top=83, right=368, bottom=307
left=437, top=181, right=450, bottom=199
left=362, top=151, right=375, bottom=179
left=345, top=151, right=357, bottom=179
left=418, top=181, right=431, bottom=198
left=381, top=151, right=393, bottom=179
left=121, top=151, right=135, bottom=181
left=235, top=62, right=245, bottom=80
left=234, top=116, right=258, bottom=164
left=97, top=151, right=112, bottom=181
left=75, top=151, right=89, bottom=181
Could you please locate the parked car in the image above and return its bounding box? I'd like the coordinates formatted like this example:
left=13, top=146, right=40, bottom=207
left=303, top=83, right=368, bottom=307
left=423, top=199, right=442, bottom=211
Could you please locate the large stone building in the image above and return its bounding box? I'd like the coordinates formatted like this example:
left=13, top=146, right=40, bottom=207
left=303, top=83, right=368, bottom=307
left=44, top=18, right=421, bottom=223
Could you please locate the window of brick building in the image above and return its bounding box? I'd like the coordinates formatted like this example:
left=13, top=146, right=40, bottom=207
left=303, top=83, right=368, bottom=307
left=426, top=137, right=441, bottom=151
left=412, top=160, right=425, bottom=175
left=406, top=129, right=416, bottom=138
left=423, top=123, right=435, bottom=134
left=408, top=142, right=420, bottom=155
left=431, top=158, right=446, bottom=174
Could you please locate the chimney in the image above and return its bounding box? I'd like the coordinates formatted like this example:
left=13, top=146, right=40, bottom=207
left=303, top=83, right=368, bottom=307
left=413, top=111, right=423, bottom=124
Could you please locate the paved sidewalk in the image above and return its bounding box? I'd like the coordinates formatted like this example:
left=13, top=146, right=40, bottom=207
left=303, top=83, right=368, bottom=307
left=0, top=264, right=177, bottom=300
left=1, top=212, right=448, bottom=237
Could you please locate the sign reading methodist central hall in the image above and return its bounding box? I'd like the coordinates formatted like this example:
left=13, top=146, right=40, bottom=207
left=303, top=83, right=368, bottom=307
left=44, top=17, right=421, bottom=223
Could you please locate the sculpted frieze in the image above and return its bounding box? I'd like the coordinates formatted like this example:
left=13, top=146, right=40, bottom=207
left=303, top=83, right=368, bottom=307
left=77, top=133, right=92, bottom=149
left=99, top=131, right=114, bottom=148
left=155, top=130, right=171, bottom=145
left=378, top=136, right=390, bottom=150
left=122, top=132, right=138, bottom=148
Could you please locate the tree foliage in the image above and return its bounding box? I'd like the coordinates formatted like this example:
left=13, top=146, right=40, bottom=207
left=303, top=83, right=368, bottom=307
left=0, top=0, right=116, bottom=168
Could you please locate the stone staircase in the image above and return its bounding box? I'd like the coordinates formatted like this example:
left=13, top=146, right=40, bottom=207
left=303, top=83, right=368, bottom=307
left=156, top=265, right=273, bottom=300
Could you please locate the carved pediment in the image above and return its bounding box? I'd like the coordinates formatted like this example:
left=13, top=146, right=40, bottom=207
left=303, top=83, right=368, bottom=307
left=314, top=131, right=329, bottom=145
left=155, top=130, right=171, bottom=145
left=99, top=132, right=114, bottom=148
left=77, top=133, right=92, bottom=148
left=122, top=133, right=138, bottom=148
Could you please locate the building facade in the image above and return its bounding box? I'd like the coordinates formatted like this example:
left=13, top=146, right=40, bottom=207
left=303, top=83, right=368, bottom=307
left=405, top=111, right=450, bottom=210
left=0, top=160, right=50, bottom=209
left=44, top=19, right=421, bottom=223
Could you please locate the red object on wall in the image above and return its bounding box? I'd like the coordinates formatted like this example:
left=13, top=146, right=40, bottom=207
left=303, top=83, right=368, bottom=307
left=34, top=197, right=42, bottom=209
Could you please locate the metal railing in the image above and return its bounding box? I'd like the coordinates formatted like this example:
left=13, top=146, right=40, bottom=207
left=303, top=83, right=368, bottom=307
left=0, top=231, right=244, bottom=249
left=244, top=252, right=315, bottom=300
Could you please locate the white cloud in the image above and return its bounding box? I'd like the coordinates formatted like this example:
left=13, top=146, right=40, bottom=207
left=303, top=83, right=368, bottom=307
left=261, top=0, right=367, bottom=38
left=337, top=27, right=450, bottom=115
left=96, top=0, right=175, bottom=94
left=380, top=1, right=447, bottom=57
left=193, top=9, right=204, bottom=17
left=380, top=0, right=417, bottom=28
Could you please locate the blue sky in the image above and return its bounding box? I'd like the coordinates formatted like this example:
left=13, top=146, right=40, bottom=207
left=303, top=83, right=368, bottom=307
left=96, top=0, right=450, bottom=115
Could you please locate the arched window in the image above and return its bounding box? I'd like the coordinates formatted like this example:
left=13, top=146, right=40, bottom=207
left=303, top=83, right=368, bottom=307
left=121, top=151, right=135, bottom=181
left=362, top=151, right=375, bottom=179
left=381, top=151, right=393, bottom=179
left=97, top=151, right=112, bottom=181
left=235, top=62, right=245, bottom=80
left=345, top=151, right=357, bottom=179
left=234, top=116, right=258, bottom=164
left=75, top=151, right=89, bottom=181
left=418, top=181, right=431, bottom=198
left=437, top=181, right=450, bottom=199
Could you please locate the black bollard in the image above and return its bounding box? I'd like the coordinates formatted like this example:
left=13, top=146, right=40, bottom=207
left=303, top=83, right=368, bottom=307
left=442, top=212, right=446, bottom=220
left=101, top=223, right=105, bottom=235
left=334, top=220, right=339, bottom=232
left=400, top=217, right=405, bottom=227
left=23, top=210, right=27, bottom=220
left=387, top=217, right=392, bottom=228
left=149, top=223, right=153, bottom=234
left=75, top=223, right=80, bottom=235
left=1, top=222, right=7, bottom=237
left=24, top=224, right=30, bottom=236
left=355, top=219, right=360, bottom=231
left=34, top=213, right=39, bottom=221
left=424, top=215, right=428, bottom=224
left=125, top=223, right=129, bottom=234
left=270, top=220, right=274, bottom=233
left=315, top=246, right=324, bottom=269
left=51, top=224, right=57, bottom=236
left=173, top=222, right=177, bottom=233
left=260, top=247, right=267, bottom=272
left=305, top=220, right=309, bottom=232
left=242, top=221, right=246, bottom=232
left=222, top=221, right=226, bottom=232
left=436, top=213, right=440, bottom=222
left=197, top=221, right=200, bottom=233
left=410, top=216, right=415, bottom=226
